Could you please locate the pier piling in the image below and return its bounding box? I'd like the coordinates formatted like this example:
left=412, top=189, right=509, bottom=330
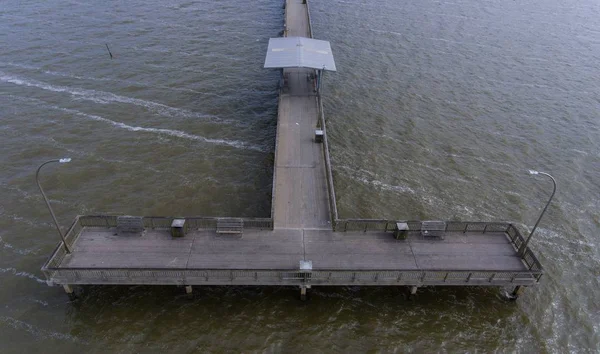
left=300, top=286, right=307, bottom=301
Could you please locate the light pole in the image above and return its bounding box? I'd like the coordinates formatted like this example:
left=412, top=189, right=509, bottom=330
left=519, top=170, right=556, bottom=257
left=36, top=158, right=72, bottom=253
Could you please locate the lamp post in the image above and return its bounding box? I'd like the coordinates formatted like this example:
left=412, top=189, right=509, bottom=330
left=36, top=158, right=72, bottom=253
left=519, top=170, right=556, bottom=257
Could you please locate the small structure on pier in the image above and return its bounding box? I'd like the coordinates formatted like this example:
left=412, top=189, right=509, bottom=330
left=264, top=36, right=336, bottom=94
left=264, top=37, right=337, bottom=71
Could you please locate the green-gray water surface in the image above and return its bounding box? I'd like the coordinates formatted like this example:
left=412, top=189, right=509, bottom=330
left=1, top=0, right=599, bottom=352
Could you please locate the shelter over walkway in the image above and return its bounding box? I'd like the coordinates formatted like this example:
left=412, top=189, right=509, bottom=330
left=264, top=37, right=336, bottom=71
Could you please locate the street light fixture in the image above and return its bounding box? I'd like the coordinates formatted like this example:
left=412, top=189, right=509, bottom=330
left=36, top=158, right=73, bottom=253
left=519, top=170, right=556, bottom=257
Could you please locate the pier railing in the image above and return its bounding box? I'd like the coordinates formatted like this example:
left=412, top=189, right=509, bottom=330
left=303, top=0, right=339, bottom=224
left=71, top=215, right=274, bottom=230
left=334, top=220, right=515, bottom=233
left=43, top=266, right=541, bottom=286
left=317, top=94, right=339, bottom=224
left=305, top=0, right=314, bottom=39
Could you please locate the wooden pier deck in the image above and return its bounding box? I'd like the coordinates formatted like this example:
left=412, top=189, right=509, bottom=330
left=43, top=216, right=541, bottom=288
left=41, top=0, right=543, bottom=296
left=272, top=0, right=330, bottom=229
left=272, top=68, right=330, bottom=229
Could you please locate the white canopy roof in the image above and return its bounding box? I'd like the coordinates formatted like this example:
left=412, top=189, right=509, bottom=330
left=264, top=37, right=336, bottom=71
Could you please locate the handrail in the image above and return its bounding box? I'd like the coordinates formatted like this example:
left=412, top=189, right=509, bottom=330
left=45, top=266, right=542, bottom=274
left=318, top=95, right=340, bottom=225
left=74, top=215, right=273, bottom=230
left=43, top=267, right=542, bottom=286
left=305, top=0, right=339, bottom=226
left=270, top=86, right=284, bottom=222
left=306, top=0, right=314, bottom=39
left=333, top=219, right=515, bottom=232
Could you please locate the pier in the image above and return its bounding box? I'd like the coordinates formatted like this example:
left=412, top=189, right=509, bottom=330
left=41, top=0, right=543, bottom=299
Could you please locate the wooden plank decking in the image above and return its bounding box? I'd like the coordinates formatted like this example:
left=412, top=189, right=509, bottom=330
left=272, top=0, right=330, bottom=229
left=57, top=228, right=526, bottom=272
left=45, top=224, right=539, bottom=287
left=273, top=68, right=330, bottom=229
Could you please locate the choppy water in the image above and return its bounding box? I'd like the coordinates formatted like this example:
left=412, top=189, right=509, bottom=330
left=1, top=0, right=599, bottom=352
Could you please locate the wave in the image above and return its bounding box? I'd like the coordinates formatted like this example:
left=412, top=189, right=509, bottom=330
left=0, top=61, right=230, bottom=96
left=447, top=153, right=513, bottom=168
left=0, top=267, right=46, bottom=284
left=0, top=71, right=228, bottom=122
left=63, top=107, right=265, bottom=151
left=0, top=316, right=89, bottom=344
left=2, top=93, right=266, bottom=152
left=0, top=236, right=37, bottom=256
left=341, top=171, right=415, bottom=194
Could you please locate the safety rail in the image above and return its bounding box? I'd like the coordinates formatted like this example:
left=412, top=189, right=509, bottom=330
left=43, top=217, right=83, bottom=270
left=317, top=95, right=339, bottom=224
left=74, top=215, right=273, bottom=230
left=304, top=0, right=339, bottom=224
left=306, top=0, right=314, bottom=39
left=42, top=267, right=542, bottom=286
left=334, top=219, right=516, bottom=233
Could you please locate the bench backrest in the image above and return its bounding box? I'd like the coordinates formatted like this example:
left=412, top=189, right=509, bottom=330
left=117, top=216, right=144, bottom=234
left=217, top=218, right=244, bottom=234
left=422, top=221, right=446, bottom=231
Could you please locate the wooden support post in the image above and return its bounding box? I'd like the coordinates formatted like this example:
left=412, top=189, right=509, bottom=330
left=63, top=284, right=76, bottom=300
left=509, top=285, right=525, bottom=301
left=407, top=286, right=418, bottom=300
left=185, top=285, right=193, bottom=294
left=63, top=284, right=74, bottom=294
left=300, top=286, right=307, bottom=301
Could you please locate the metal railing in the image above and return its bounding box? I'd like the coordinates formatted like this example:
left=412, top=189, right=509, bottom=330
left=74, top=215, right=273, bottom=230
left=317, top=95, right=340, bottom=224
left=43, top=216, right=83, bottom=271
left=42, top=267, right=541, bottom=287
left=306, top=0, right=314, bottom=39
left=333, top=220, right=515, bottom=233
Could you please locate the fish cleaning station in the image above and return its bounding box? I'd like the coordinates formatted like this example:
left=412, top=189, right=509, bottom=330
left=40, top=0, right=543, bottom=300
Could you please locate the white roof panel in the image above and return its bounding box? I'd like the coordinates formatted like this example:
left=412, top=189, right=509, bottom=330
left=264, top=37, right=336, bottom=71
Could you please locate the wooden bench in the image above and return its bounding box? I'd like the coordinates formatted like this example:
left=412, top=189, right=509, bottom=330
left=421, top=221, right=446, bottom=240
left=116, top=216, right=144, bottom=234
left=216, top=218, right=244, bottom=235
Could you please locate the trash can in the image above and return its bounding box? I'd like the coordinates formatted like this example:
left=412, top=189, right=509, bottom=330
left=394, top=222, right=409, bottom=240
left=315, top=130, right=324, bottom=143
left=171, top=219, right=187, bottom=238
